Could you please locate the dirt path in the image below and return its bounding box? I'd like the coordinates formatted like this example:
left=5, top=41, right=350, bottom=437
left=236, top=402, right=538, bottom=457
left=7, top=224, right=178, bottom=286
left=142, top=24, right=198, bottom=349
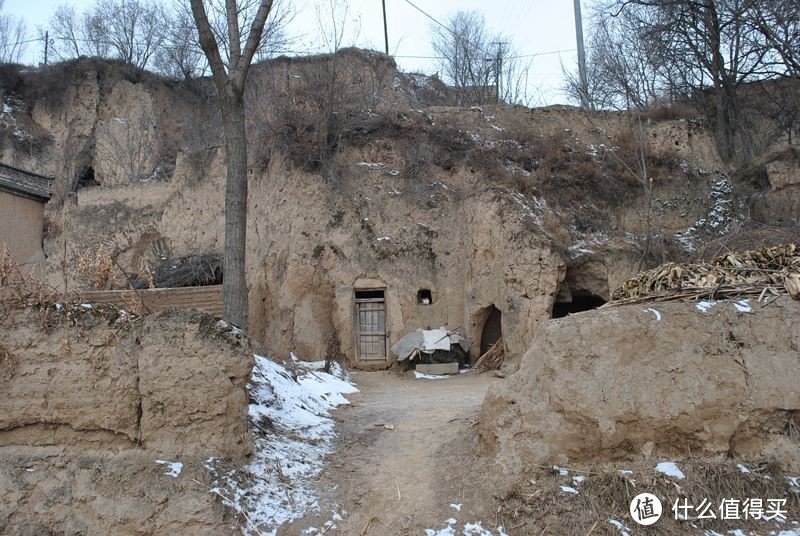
left=285, top=371, right=504, bottom=535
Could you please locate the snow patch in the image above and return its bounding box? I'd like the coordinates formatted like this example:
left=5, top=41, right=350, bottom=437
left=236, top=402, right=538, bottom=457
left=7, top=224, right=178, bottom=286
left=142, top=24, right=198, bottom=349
left=355, top=162, right=386, bottom=170
left=655, top=461, right=686, bottom=480
left=450, top=503, right=463, bottom=512
left=426, top=518, right=507, bottom=536
left=155, top=460, right=183, bottom=478
left=608, top=518, right=631, bottom=536
left=430, top=180, right=453, bottom=191
left=695, top=300, right=716, bottom=314
left=1, top=98, right=30, bottom=141
left=414, top=371, right=450, bottom=380
left=508, top=191, right=546, bottom=225
left=426, top=518, right=457, bottom=536
left=464, top=522, right=504, bottom=535
left=209, top=355, right=358, bottom=534
left=675, top=174, right=740, bottom=252
left=644, top=308, right=662, bottom=321
left=568, top=232, right=609, bottom=259
left=734, top=299, right=752, bottom=313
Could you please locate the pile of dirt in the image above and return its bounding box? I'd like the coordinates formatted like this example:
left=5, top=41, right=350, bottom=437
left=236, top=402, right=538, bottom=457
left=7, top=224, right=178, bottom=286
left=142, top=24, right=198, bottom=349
left=479, top=296, right=800, bottom=471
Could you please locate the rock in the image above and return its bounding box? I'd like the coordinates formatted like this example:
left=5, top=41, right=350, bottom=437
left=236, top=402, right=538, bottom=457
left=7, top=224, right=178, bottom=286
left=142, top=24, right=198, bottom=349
left=479, top=297, right=800, bottom=474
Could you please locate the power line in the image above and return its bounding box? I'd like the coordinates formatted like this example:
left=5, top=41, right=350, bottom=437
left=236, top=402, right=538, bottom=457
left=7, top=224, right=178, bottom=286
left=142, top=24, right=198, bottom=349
left=395, top=48, right=579, bottom=61
left=401, top=0, right=495, bottom=61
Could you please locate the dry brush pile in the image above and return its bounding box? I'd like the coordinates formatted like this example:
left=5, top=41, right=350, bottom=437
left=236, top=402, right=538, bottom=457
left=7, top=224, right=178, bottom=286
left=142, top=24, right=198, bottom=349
left=612, top=243, right=800, bottom=304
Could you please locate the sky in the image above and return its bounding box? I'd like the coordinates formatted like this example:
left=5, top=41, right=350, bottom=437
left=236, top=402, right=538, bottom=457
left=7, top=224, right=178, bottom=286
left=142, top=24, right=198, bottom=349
left=3, top=0, right=597, bottom=105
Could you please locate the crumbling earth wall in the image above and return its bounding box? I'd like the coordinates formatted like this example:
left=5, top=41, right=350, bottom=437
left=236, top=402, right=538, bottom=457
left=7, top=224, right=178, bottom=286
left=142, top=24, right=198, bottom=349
left=5, top=55, right=796, bottom=368
left=479, top=297, right=800, bottom=475
left=0, top=306, right=253, bottom=535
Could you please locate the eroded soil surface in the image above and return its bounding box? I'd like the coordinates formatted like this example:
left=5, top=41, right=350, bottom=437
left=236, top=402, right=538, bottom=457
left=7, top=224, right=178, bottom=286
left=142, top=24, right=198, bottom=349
left=284, top=371, right=505, bottom=535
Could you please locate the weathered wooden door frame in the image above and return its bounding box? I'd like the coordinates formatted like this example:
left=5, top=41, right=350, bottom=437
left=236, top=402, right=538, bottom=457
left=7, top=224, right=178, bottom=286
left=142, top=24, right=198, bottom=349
left=354, top=288, right=388, bottom=364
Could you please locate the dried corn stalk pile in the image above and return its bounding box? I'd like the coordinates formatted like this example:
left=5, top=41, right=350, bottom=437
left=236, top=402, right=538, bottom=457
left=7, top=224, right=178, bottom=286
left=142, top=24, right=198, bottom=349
left=612, top=244, right=800, bottom=304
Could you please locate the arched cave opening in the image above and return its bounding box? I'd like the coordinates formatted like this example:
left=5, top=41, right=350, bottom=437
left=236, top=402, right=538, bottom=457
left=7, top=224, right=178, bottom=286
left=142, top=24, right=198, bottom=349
left=72, top=166, right=98, bottom=191
left=551, top=293, right=607, bottom=318
left=551, top=262, right=610, bottom=318
left=480, top=305, right=503, bottom=356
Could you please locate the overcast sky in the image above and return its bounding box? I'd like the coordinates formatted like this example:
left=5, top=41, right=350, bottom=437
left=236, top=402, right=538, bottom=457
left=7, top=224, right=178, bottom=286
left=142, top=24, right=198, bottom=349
left=3, top=0, right=597, bottom=105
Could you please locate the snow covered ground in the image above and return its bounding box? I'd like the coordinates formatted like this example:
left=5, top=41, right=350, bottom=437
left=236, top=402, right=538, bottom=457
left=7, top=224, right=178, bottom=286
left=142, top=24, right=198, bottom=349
left=204, top=354, right=358, bottom=535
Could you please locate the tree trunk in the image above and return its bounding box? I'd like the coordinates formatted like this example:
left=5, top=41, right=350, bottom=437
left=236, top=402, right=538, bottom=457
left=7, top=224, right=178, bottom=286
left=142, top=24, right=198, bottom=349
left=221, top=88, right=249, bottom=329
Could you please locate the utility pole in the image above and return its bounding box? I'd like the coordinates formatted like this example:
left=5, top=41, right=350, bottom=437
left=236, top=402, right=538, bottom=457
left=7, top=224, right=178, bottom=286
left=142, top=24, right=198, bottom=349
left=573, top=0, right=590, bottom=109
left=44, top=31, right=49, bottom=65
left=491, top=41, right=505, bottom=103
left=382, top=0, right=389, bottom=55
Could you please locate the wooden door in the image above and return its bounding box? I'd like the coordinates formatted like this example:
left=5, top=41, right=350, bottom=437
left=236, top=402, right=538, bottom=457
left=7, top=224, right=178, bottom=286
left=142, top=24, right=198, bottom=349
left=356, top=295, right=387, bottom=362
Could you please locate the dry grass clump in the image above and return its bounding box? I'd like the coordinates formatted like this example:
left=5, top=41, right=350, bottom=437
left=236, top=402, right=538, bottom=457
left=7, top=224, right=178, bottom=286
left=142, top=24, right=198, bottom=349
left=1, top=245, right=141, bottom=322
left=77, top=247, right=123, bottom=290
left=497, top=459, right=799, bottom=535
left=0, top=245, right=61, bottom=314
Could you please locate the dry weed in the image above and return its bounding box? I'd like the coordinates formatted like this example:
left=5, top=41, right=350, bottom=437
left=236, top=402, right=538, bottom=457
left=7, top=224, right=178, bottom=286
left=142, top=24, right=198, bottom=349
left=77, top=247, right=121, bottom=290
left=497, top=459, right=799, bottom=535
left=0, top=245, right=61, bottom=314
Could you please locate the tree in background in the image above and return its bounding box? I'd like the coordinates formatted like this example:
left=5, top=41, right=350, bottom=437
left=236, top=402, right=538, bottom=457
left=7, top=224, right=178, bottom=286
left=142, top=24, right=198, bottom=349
left=565, top=0, right=800, bottom=161
left=153, top=7, right=206, bottom=80
left=431, top=11, right=531, bottom=106
left=188, top=0, right=274, bottom=329
left=746, top=0, right=800, bottom=76
left=0, top=0, right=27, bottom=64
left=314, top=0, right=359, bottom=53
left=46, top=0, right=166, bottom=68
left=563, top=6, right=673, bottom=110
left=44, top=0, right=293, bottom=78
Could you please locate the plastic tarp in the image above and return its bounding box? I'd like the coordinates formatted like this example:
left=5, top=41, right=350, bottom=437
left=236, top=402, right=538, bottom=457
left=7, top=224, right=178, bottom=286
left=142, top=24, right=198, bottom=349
left=391, top=327, right=471, bottom=361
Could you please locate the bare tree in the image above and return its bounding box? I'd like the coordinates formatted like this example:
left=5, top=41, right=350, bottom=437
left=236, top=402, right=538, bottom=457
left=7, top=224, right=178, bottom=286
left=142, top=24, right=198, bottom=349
left=431, top=11, right=497, bottom=105
left=154, top=7, right=207, bottom=79
left=189, top=0, right=274, bottom=329
left=564, top=5, right=673, bottom=110
left=576, top=0, right=797, bottom=161
left=203, top=0, right=296, bottom=61
left=95, top=0, right=167, bottom=68
left=46, top=4, right=82, bottom=60
left=46, top=0, right=166, bottom=68
left=314, top=0, right=359, bottom=53
left=745, top=0, right=800, bottom=76
left=431, top=11, right=533, bottom=106
left=0, top=0, right=27, bottom=64
left=96, top=111, right=159, bottom=185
